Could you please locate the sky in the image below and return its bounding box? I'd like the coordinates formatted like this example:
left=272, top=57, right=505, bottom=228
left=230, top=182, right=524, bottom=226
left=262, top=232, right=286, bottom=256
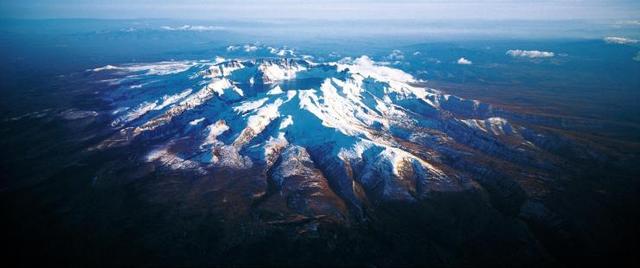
left=1, top=0, right=639, bottom=21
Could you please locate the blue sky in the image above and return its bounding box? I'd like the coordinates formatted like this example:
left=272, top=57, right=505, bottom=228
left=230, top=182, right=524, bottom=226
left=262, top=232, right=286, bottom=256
left=1, top=0, right=639, bottom=20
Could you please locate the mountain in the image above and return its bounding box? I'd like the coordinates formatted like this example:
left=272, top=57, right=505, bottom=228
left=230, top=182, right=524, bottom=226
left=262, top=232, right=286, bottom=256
left=84, top=53, right=606, bottom=265
left=91, top=54, right=569, bottom=220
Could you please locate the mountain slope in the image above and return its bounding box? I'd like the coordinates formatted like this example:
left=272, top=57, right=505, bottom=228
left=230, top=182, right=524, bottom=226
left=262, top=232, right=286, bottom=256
left=89, top=55, right=566, bottom=225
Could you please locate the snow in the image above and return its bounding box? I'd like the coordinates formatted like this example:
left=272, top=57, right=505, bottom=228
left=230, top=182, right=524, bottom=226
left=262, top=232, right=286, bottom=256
left=245, top=99, right=283, bottom=133
left=189, top=117, right=206, bottom=126
left=268, top=46, right=295, bottom=57
left=266, top=85, right=285, bottom=95
left=462, top=117, right=514, bottom=135
left=100, top=56, right=523, bottom=201
left=207, top=78, right=244, bottom=101
left=280, top=115, right=294, bottom=129
left=211, top=145, right=253, bottom=168
left=111, top=101, right=158, bottom=127
left=130, top=83, right=221, bottom=135
left=146, top=143, right=205, bottom=174
left=336, top=56, right=415, bottom=83
left=154, top=89, right=193, bottom=110
left=202, top=120, right=230, bottom=147
left=234, top=98, right=269, bottom=114
left=286, top=90, right=297, bottom=101
left=258, top=59, right=307, bottom=83
left=261, top=133, right=289, bottom=166
left=205, top=61, right=245, bottom=78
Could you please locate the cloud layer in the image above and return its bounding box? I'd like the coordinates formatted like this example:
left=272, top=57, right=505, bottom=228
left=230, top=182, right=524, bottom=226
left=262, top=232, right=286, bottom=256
left=506, top=50, right=555, bottom=58
left=160, top=25, right=225, bottom=31
left=604, top=37, right=639, bottom=44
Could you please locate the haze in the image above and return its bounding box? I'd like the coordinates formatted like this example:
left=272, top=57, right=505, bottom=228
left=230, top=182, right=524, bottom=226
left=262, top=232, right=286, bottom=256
left=1, top=0, right=639, bottom=21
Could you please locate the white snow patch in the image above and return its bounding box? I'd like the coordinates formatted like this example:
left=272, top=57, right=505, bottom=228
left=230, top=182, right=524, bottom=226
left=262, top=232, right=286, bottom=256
left=262, top=133, right=289, bottom=165
left=336, top=56, right=415, bottom=83
left=189, top=117, right=206, bottom=126
left=202, top=120, right=230, bottom=147
left=245, top=99, right=284, bottom=133
left=146, top=144, right=205, bottom=173
left=462, top=117, right=514, bottom=136
left=154, top=89, right=193, bottom=110
left=258, top=60, right=307, bottom=82
left=286, top=90, right=297, bottom=101
left=207, top=78, right=244, bottom=100
left=111, top=101, right=158, bottom=127
left=266, top=85, right=284, bottom=95
left=280, top=115, right=294, bottom=129
left=268, top=47, right=295, bottom=57
left=234, top=98, right=269, bottom=113
left=205, top=61, right=245, bottom=78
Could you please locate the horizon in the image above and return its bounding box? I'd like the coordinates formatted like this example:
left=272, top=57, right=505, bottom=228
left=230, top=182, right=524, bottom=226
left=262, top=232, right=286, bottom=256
left=2, top=17, right=638, bottom=41
left=1, top=0, right=640, bottom=21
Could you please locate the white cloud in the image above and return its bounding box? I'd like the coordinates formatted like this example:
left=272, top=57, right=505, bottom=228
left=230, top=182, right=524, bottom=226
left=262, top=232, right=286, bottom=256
left=506, top=49, right=555, bottom=58
left=616, top=20, right=640, bottom=26
left=268, top=46, right=295, bottom=57
left=243, top=44, right=258, bottom=52
left=386, top=49, right=405, bottom=61
left=457, top=57, right=472, bottom=65
left=160, top=25, right=225, bottom=31
left=604, top=37, right=639, bottom=44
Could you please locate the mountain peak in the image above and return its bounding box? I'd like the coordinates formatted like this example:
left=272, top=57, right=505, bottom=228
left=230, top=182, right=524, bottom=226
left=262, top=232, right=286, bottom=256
left=92, top=54, right=551, bottom=216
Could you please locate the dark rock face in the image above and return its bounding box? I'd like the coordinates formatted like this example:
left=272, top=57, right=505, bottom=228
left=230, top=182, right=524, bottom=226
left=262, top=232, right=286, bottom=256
left=256, top=145, right=349, bottom=226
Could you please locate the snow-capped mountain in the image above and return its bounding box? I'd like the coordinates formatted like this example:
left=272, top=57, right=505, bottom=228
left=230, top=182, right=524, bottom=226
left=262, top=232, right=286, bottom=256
left=92, top=54, right=565, bottom=224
